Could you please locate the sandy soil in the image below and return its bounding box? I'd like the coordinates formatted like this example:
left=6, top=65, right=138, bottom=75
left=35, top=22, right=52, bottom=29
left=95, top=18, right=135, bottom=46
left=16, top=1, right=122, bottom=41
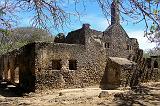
left=0, top=82, right=160, bottom=106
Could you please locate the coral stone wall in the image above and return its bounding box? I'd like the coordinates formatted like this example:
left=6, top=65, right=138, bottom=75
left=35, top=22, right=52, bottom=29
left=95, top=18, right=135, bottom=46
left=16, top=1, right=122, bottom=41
left=18, top=43, right=36, bottom=91
left=130, top=49, right=160, bottom=84
left=66, top=28, right=85, bottom=45
left=0, top=43, right=36, bottom=91
left=34, top=42, right=106, bottom=91
left=141, top=56, right=160, bottom=82
left=103, top=24, right=139, bottom=58
left=101, top=57, right=137, bottom=89
left=105, top=61, right=121, bottom=86
left=0, top=23, right=159, bottom=92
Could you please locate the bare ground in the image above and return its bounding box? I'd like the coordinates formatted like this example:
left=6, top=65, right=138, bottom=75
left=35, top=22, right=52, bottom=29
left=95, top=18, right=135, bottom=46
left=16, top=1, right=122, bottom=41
left=0, top=82, right=160, bottom=106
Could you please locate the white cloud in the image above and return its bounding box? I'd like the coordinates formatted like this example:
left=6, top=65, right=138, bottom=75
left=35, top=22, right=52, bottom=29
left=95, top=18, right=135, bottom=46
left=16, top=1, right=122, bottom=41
left=128, top=31, right=156, bottom=50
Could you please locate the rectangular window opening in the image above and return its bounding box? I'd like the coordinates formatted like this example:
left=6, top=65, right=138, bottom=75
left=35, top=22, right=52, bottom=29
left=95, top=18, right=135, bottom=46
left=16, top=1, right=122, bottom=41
left=105, top=43, right=110, bottom=48
left=69, top=60, right=77, bottom=70
left=52, top=60, right=62, bottom=70
left=127, top=45, right=130, bottom=50
left=127, top=45, right=132, bottom=50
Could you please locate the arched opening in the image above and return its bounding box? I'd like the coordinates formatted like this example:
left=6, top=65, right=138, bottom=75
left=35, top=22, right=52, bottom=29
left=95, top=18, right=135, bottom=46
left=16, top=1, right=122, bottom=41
left=7, top=61, right=11, bottom=80
left=14, top=67, right=19, bottom=84
left=154, top=61, right=158, bottom=68
left=7, top=69, right=11, bottom=80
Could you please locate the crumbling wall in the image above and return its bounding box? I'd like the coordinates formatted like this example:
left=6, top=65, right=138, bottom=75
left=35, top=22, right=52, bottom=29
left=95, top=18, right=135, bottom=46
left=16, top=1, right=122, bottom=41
left=0, top=43, right=36, bottom=91
left=0, top=50, right=19, bottom=84
left=66, top=24, right=103, bottom=46
left=140, top=57, right=160, bottom=82
left=100, top=57, right=137, bottom=89
left=18, top=43, right=36, bottom=91
left=103, top=60, right=121, bottom=88
left=34, top=24, right=106, bottom=91
left=129, top=49, right=160, bottom=86
left=0, top=56, right=2, bottom=80
left=65, top=24, right=86, bottom=45
left=34, top=39, right=106, bottom=91
left=103, top=24, right=139, bottom=58
left=121, top=65, right=137, bottom=87
left=35, top=43, right=85, bottom=90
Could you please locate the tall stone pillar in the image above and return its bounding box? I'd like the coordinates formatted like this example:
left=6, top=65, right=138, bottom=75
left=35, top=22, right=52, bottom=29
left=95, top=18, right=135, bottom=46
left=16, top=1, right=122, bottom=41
left=4, top=56, right=9, bottom=80
left=111, top=0, right=120, bottom=24
left=9, top=58, right=15, bottom=83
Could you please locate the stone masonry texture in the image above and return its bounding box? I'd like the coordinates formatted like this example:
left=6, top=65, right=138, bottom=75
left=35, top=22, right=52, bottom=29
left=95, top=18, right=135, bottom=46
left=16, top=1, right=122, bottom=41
left=0, top=1, right=159, bottom=91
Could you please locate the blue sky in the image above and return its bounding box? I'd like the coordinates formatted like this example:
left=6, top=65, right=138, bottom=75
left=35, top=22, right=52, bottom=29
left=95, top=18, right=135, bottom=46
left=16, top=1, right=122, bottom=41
left=17, top=0, right=156, bottom=51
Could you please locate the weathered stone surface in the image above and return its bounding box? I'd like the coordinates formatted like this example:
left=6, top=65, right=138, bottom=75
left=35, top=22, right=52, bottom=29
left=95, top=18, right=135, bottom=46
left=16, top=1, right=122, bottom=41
left=34, top=40, right=106, bottom=90
left=0, top=1, right=159, bottom=92
left=98, top=91, right=109, bottom=98
left=0, top=43, right=36, bottom=91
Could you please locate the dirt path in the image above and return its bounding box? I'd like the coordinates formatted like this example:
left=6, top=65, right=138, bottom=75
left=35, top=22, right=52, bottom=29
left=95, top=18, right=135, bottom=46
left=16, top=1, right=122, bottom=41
left=0, top=82, right=160, bottom=106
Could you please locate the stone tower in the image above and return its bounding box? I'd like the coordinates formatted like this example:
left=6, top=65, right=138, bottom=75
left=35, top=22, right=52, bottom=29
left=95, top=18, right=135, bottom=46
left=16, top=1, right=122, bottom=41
left=111, top=0, right=120, bottom=24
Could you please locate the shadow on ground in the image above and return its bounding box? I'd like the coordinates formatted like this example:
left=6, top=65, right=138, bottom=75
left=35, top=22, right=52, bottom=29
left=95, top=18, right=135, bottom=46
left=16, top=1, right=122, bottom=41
left=0, top=81, right=24, bottom=97
left=114, top=85, right=160, bottom=106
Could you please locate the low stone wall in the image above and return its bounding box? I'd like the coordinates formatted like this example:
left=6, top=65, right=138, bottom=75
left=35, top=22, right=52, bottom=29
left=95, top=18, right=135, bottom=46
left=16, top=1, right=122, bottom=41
left=140, top=58, right=160, bottom=82
left=130, top=50, right=160, bottom=85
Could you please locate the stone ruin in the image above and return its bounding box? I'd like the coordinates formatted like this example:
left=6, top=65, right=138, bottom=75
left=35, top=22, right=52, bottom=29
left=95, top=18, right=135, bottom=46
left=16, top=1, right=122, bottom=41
left=0, top=1, right=159, bottom=92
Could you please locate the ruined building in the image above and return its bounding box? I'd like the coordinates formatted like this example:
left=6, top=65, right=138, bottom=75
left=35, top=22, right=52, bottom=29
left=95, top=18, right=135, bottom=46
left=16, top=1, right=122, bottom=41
left=0, top=1, right=159, bottom=92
